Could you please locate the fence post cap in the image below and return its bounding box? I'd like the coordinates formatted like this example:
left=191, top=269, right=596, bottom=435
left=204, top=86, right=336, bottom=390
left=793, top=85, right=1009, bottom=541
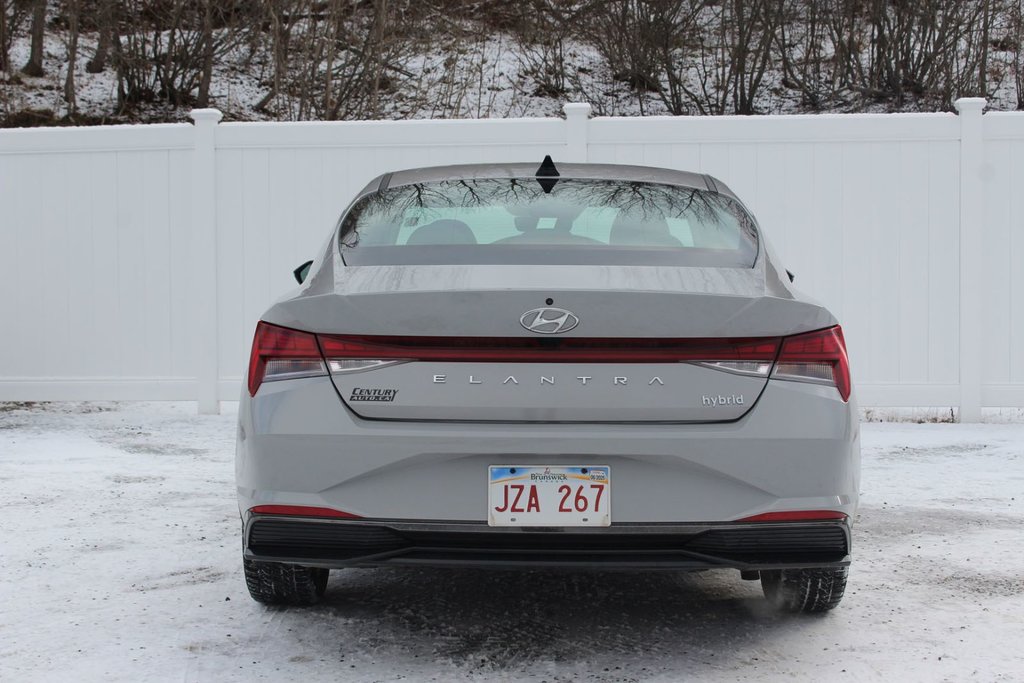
left=953, top=97, right=986, bottom=113
left=189, top=108, right=224, bottom=124
left=563, top=102, right=592, bottom=119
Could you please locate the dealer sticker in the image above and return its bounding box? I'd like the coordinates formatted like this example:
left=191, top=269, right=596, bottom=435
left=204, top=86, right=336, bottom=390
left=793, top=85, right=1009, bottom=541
left=349, top=388, right=398, bottom=402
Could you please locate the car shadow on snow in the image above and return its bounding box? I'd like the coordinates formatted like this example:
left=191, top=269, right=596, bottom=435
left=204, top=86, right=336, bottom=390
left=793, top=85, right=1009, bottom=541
left=287, top=566, right=831, bottom=676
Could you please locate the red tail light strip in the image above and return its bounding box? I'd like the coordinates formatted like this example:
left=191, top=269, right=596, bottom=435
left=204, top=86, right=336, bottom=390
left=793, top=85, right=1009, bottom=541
left=246, top=322, right=851, bottom=401
left=738, top=510, right=848, bottom=523
left=249, top=505, right=361, bottom=519
left=317, top=334, right=782, bottom=364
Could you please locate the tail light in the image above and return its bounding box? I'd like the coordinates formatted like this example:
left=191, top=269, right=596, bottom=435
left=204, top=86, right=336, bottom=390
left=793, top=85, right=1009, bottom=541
left=247, top=322, right=326, bottom=396
left=738, top=510, right=848, bottom=522
left=772, top=326, right=851, bottom=401
left=249, top=505, right=360, bottom=519
left=247, top=323, right=851, bottom=401
left=315, top=335, right=780, bottom=364
left=248, top=325, right=786, bottom=396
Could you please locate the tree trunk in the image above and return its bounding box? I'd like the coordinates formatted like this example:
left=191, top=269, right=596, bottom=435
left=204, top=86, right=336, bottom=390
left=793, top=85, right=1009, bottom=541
left=1015, top=2, right=1024, bottom=109
left=112, top=30, right=126, bottom=112
left=195, top=0, right=214, bottom=108
left=87, top=0, right=114, bottom=73
left=372, top=0, right=387, bottom=116
left=64, top=0, right=80, bottom=114
left=0, top=0, right=9, bottom=74
left=978, top=0, right=991, bottom=96
left=21, top=0, right=45, bottom=77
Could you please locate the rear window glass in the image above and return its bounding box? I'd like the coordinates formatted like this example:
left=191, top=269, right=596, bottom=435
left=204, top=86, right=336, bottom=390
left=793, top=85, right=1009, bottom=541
left=338, top=178, right=758, bottom=267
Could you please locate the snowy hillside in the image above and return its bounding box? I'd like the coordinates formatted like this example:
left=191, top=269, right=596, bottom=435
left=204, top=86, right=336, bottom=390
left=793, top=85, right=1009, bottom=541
left=2, top=1, right=1022, bottom=126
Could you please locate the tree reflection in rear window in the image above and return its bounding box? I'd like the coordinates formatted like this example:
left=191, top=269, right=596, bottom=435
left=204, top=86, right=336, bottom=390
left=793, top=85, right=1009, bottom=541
left=339, top=178, right=759, bottom=267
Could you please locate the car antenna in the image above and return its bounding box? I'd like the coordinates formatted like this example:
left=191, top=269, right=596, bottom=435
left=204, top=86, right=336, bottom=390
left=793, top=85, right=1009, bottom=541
left=535, top=155, right=559, bottom=194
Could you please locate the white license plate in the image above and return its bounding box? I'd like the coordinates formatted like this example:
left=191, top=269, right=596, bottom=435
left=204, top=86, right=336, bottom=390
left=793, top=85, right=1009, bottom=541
left=488, top=465, right=611, bottom=527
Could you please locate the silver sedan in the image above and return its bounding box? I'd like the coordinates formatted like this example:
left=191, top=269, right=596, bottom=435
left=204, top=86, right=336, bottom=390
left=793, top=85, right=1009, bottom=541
left=236, top=158, right=860, bottom=613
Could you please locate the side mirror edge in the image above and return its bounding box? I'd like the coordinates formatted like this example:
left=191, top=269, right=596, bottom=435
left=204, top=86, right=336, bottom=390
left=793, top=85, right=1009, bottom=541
left=293, top=260, right=314, bottom=284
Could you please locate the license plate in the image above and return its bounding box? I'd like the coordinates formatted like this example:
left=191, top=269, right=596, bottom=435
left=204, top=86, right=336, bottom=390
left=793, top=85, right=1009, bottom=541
left=488, top=465, right=611, bottom=527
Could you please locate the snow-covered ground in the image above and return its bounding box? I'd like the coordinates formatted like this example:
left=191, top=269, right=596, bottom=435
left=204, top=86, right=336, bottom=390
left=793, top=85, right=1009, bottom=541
left=1, top=402, right=1022, bottom=682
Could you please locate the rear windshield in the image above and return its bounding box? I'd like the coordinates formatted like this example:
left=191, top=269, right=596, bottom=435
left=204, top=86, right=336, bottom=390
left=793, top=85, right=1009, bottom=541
left=338, top=178, right=759, bottom=267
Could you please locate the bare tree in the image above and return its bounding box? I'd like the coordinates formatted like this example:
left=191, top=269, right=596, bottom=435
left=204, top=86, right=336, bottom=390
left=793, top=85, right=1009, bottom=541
left=20, top=0, right=44, bottom=76
left=64, top=0, right=80, bottom=114
left=727, top=0, right=779, bottom=114
left=843, top=0, right=990, bottom=108
left=261, top=0, right=428, bottom=121
left=195, top=0, right=214, bottom=107
left=1013, top=0, right=1024, bottom=109
left=979, top=0, right=992, bottom=94
left=585, top=0, right=671, bottom=110
left=86, top=0, right=115, bottom=73
left=109, top=0, right=254, bottom=111
left=775, top=0, right=827, bottom=109
left=255, top=0, right=302, bottom=114
left=511, top=0, right=581, bottom=98
left=583, top=0, right=780, bottom=115
left=0, top=0, right=8, bottom=73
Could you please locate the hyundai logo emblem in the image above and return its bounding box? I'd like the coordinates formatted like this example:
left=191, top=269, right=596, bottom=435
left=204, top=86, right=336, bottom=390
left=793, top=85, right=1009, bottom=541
left=520, top=307, right=580, bottom=334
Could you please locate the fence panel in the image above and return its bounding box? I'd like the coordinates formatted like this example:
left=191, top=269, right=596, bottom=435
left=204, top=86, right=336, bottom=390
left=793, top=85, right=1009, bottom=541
left=0, top=126, right=198, bottom=399
left=981, top=113, right=1024, bottom=407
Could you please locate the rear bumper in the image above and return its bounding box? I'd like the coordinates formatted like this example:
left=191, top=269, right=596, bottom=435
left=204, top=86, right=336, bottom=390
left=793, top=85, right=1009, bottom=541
left=237, top=378, right=860, bottom=523
left=243, top=515, right=851, bottom=571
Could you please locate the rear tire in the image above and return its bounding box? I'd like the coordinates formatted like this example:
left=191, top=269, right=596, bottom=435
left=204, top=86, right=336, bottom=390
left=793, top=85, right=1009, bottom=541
left=243, top=558, right=328, bottom=606
left=761, top=566, right=848, bottom=613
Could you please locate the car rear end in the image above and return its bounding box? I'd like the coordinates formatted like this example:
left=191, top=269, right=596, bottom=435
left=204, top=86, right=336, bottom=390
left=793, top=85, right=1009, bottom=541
left=236, top=163, right=859, bottom=611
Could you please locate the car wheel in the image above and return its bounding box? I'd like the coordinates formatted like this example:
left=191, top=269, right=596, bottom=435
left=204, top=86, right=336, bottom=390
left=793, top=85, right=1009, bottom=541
left=761, top=567, right=848, bottom=613
left=243, top=558, right=329, bottom=606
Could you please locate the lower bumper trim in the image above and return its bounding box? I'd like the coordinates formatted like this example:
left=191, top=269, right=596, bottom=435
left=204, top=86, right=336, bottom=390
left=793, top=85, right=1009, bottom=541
left=244, top=517, right=851, bottom=570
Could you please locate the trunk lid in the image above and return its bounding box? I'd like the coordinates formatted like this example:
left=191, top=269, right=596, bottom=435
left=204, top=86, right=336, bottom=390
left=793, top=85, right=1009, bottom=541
left=263, top=264, right=835, bottom=423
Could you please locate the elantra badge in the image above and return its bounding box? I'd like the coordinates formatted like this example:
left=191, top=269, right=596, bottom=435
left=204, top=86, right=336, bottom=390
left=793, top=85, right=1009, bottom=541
left=520, top=307, right=579, bottom=334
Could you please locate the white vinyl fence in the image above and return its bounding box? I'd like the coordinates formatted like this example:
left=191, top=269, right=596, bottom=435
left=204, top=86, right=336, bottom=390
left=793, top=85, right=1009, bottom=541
left=1, top=99, right=1021, bottom=420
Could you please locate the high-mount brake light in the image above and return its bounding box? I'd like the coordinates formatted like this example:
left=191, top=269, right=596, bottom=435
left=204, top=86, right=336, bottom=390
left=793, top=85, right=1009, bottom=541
left=772, top=326, right=851, bottom=401
left=247, top=322, right=327, bottom=396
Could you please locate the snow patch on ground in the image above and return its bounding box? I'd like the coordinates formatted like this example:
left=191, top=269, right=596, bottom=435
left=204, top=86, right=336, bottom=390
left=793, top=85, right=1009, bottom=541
left=1, top=402, right=1022, bottom=681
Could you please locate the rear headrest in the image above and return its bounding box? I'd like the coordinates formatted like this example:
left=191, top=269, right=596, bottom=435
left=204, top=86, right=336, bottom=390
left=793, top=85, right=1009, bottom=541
left=406, top=219, right=477, bottom=245
left=609, top=211, right=682, bottom=247
left=514, top=216, right=539, bottom=232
